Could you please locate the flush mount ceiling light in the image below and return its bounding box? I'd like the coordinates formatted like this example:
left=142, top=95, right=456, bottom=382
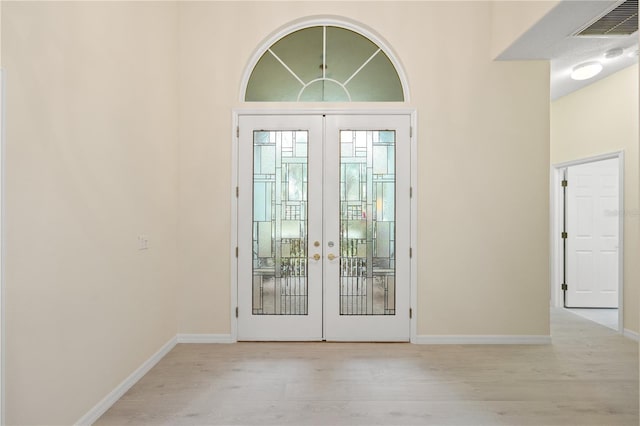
left=604, top=48, right=624, bottom=59
left=571, top=61, right=603, bottom=80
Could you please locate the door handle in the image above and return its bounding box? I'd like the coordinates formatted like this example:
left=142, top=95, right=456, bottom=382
left=327, top=253, right=338, bottom=261
left=310, top=253, right=321, bottom=261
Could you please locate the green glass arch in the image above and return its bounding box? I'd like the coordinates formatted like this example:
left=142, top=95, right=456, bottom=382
left=245, top=26, right=405, bottom=102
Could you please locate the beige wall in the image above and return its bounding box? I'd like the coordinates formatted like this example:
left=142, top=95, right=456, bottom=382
left=0, top=2, right=3, bottom=423
left=2, top=2, right=179, bottom=424
left=551, top=64, right=640, bottom=334
left=177, top=1, right=550, bottom=337
left=2, top=1, right=552, bottom=423
left=491, top=0, right=560, bottom=59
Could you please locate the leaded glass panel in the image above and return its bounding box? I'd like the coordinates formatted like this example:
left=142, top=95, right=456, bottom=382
left=339, top=130, right=396, bottom=315
left=253, top=130, right=308, bottom=315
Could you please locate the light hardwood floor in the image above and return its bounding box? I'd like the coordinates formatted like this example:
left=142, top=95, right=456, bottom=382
left=565, top=307, right=618, bottom=330
left=96, top=308, right=638, bottom=425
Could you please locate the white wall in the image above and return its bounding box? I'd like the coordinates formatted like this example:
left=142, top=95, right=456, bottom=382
left=177, top=1, right=551, bottom=337
left=551, top=64, right=640, bottom=333
left=2, top=3, right=179, bottom=424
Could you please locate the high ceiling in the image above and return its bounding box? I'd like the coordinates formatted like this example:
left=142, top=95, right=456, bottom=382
left=497, top=0, right=638, bottom=100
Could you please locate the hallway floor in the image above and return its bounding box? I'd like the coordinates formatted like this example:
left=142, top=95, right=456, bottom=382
left=96, top=308, right=638, bottom=425
left=565, top=307, right=618, bottom=330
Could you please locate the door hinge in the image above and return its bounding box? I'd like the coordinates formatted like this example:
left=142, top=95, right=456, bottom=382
left=410, top=126, right=413, bottom=138
left=236, top=186, right=239, bottom=197
left=409, top=308, right=412, bottom=319
left=561, top=232, right=568, bottom=239
left=410, top=187, right=413, bottom=198
left=235, top=247, right=238, bottom=257
left=561, top=283, right=568, bottom=291
left=236, top=126, right=239, bottom=138
left=409, top=247, right=412, bottom=258
left=562, top=179, right=568, bottom=187
left=235, top=306, right=238, bottom=318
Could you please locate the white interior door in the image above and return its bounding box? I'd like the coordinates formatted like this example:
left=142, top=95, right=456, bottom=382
left=566, top=158, right=619, bottom=308
left=237, top=114, right=410, bottom=341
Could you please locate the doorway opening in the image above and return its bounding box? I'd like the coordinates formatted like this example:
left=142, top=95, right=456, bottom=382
left=233, top=18, right=415, bottom=342
left=551, top=153, right=624, bottom=332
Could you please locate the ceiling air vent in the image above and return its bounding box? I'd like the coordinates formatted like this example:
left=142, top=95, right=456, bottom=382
left=576, top=0, right=638, bottom=36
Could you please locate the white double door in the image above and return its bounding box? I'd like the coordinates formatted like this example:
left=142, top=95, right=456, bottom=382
left=237, top=114, right=410, bottom=341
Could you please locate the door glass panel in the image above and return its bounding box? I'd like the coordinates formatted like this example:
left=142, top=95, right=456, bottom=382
left=339, top=130, right=395, bottom=315
left=253, top=130, right=308, bottom=315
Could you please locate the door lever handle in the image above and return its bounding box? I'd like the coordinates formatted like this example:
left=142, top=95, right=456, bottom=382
left=327, top=253, right=338, bottom=261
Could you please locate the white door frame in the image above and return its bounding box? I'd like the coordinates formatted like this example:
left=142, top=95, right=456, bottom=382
left=230, top=108, right=418, bottom=343
left=550, top=151, right=624, bottom=333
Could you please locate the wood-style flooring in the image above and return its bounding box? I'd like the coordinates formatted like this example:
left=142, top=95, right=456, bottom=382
left=95, top=308, right=639, bottom=425
left=565, top=307, right=618, bottom=331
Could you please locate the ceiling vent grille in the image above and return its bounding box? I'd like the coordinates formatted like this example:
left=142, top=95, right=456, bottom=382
left=576, top=0, right=638, bottom=36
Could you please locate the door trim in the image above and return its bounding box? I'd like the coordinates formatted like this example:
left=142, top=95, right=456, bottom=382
left=550, top=151, right=624, bottom=333
left=231, top=108, right=418, bottom=342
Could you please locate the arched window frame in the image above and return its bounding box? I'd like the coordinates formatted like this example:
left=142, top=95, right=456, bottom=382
left=239, top=16, right=411, bottom=103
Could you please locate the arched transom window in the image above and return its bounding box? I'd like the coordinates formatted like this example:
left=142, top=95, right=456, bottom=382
left=245, top=25, right=405, bottom=102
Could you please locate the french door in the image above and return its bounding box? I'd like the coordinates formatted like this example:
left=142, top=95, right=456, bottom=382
left=237, top=114, right=410, bottom=341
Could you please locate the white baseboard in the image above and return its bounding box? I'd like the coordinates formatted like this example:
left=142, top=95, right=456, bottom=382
left=623, top=328, right=640, bottom=342
left=413, top=335, right=551, bottom=345
left=177, top=333, right=234, bottom=344
left=75, top=336, right=177, bottom=426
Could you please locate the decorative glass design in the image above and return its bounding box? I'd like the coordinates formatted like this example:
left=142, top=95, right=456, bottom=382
left=339, top=130, right=396, bottom=315
left=246, top=26, right=404, bottom=102
left=253, top=131, right=309, bottom=315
